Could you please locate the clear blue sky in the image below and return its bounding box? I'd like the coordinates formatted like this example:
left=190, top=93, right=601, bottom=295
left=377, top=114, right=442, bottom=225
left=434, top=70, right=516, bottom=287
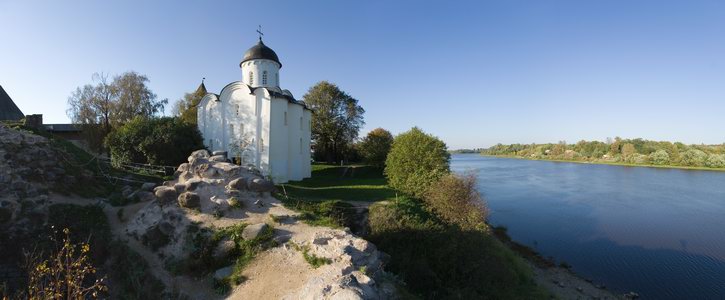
left=2, top=0, right=724, bottom=149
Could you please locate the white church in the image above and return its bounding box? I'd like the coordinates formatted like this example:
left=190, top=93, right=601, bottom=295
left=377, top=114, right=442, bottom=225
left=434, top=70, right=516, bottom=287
left=197, top=36, right=312, bottom=183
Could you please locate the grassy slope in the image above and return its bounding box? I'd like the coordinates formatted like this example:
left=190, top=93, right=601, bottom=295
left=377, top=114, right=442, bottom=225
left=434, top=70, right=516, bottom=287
left=280, top=164, right=397, bottom=202
left=483, top=154, right=725, bottom=172
left=278, top=163, right=548, bottom=299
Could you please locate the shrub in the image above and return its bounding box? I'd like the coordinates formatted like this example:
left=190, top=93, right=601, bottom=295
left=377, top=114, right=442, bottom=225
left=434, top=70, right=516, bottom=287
left=423, top=173, right=488, bottom=231
left=358, top=128, right=394, bottom=168
left=680, top=149, right=707, bottom=167
left=649, top=149, right=670, bottom=165
left=105, top=116, right=204, bottom=167
left=384, top=127, right=450, bottom=198
left=705, top=154, right=725, bottom=168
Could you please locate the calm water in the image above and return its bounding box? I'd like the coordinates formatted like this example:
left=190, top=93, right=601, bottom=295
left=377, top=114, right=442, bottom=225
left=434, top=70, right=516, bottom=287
left=451, top=154, right=725, bottom=299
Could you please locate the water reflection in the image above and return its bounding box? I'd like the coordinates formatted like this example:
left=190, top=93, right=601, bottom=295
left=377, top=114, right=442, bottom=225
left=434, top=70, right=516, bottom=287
left=451, top=154, right=725, bottom=299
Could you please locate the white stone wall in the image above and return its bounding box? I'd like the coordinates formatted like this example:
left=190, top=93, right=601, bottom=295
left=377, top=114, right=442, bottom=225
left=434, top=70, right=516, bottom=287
left=197, top=63, right=310, bottom=183
left=241, top=59, right=280, bottom=88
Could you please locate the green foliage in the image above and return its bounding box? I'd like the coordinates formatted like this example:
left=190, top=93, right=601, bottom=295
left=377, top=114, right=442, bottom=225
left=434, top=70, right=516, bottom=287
left=423, top=173, right=488, bottom=231
left=385, top=127, right=450, bottom=198
left=368, top=199, right=547, bottom=299
left=681, top=149, right=708, bottom=167
left=106, top=116, right=204, bottom=167
left=706, top=154, right=725, bottom=168
left=649, top=149, right=670, bottom=165
left=484, top=138, right=725, bottom=169
left=303, top=81, right=365, bottom=163
left=358, top=128, right=394, bottom=167
left=173, top=82, right=207, bottom=124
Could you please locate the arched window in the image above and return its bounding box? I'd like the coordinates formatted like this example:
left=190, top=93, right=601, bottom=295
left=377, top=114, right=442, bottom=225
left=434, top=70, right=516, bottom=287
left=262, top=70, right=268, bottom=85
left=248, top=72, right=254, bottom=85
left=275, top=73, right=279, bottom=86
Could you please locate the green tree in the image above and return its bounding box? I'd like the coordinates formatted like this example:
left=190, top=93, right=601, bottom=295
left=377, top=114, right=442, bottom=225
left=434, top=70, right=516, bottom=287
left=105, top=117, right=204, bottom=166
left=172, top=80, right=207, bottom=124
left=358, top=128, right=394, bottom=168
left=385, top=127, right=450, bottom=198
left=303, top=81, right=365, bottom=163
left=649, top=150, right=670, bottom=165
left=621, top=143, right=636, bottom=162
left=680, top=149, right=707, bottom=167
left=705, top=154, right=725, bottom=168
left=67, top=72, right=167, bottom=153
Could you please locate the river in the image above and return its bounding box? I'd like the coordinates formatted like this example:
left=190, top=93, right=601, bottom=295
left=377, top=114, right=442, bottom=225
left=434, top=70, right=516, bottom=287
left=451, top=154, right=725, bottom=299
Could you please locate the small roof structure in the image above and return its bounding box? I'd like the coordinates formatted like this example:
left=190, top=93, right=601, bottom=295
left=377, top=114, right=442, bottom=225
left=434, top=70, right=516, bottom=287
left=0, top=85, right=24, bottom=121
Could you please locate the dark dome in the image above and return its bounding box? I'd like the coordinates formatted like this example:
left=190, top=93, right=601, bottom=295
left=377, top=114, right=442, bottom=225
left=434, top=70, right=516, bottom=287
left=241, top=39, right=282, bottom=67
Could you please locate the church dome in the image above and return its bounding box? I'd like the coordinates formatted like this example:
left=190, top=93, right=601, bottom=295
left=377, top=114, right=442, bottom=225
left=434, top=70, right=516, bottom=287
left=241, top=39, right=281, bottom=68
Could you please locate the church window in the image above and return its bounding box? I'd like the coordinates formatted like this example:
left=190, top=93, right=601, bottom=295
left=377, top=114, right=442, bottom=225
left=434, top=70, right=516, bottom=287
left=276, top=73, right=279, bottom=86
left=240, top=123, right=244, bottom=134
left=284, top=111, right=288, bottom=126
left=262, top=71, right=268, bottom=85
left=235, top=104, right=240, bottom=116
left=248, top=72, right=254, bottom=85
left=300, top=138, right=303, bottom=154
left=209, top=139, right=213, bottom=151
left=230, top=124, right=234, bottom=137
left=259, top=138, right=264, bottom=151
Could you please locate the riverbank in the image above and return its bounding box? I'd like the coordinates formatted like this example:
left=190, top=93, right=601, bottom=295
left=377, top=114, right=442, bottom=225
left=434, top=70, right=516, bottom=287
left=481, top=154, right=725, bottom=172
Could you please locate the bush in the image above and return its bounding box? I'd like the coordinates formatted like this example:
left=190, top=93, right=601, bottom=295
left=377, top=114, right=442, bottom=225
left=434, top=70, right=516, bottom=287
left=680, top=149, right=707, bottom=167
left=705, top=154, right=725, bottom=168
left=384, top=127, right=450, bottom=198
left=358, top=128, right=393, bottom=168
left=367, top=199, right=546, bottom=299
left=649, top=149, right=670, bottom=165
left=423, top=173, right=488, bottom=231
left=105, top=116, right=204, bottom=167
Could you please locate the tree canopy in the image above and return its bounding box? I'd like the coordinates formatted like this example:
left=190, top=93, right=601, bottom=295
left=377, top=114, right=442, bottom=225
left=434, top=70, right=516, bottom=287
left=303, top=81, right=364, bottom=163
left=385, top=127, right=450, bottom=198
left=172, top=81, right=207, bottom=124
left=358, top=128, right=394, bottom=168
left=66, top=72, right=167, bottom=152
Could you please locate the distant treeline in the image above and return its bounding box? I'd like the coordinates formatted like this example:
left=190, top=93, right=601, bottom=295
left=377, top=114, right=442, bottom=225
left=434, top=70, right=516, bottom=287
left=482, top=138, right=725, bottom=169
left=450, top=148, right=484, bottom=154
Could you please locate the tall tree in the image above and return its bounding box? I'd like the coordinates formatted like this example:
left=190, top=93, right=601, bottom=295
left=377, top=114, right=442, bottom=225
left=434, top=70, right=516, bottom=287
left=303, top=81, right=365, bottom=163
left=66, top=71, right=166, bottom=153
left=172, top=80, right=207, bottom=124
left=358, top=128, right=394, bottom=167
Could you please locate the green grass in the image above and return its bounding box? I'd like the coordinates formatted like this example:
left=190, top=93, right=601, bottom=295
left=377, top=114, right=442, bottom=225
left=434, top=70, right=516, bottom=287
left=279, top=164, right=397, bottom=203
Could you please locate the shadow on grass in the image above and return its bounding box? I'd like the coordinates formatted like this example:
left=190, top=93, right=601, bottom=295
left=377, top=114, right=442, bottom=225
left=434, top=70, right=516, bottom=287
left=281, top=164, right=396, bottom=202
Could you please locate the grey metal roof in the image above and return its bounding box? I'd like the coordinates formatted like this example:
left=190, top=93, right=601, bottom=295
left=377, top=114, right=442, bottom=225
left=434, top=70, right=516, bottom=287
left=0, top=85, right=25, bottom=121
left=240, top=39, right=282, bottom=67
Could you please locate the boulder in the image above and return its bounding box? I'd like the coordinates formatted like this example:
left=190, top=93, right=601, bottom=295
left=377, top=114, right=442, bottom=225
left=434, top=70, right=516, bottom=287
left=213, top=238, right=236, bottom=260
left=188, top=149, right=210, bottom=163
left=248, top=178, right=275, bottom=193
left=176, top=163, right=190, bottom=173
left=143, top=224, right=171, bottom=250
left=184, top=179, right=204, bottom=191
left=154, top=187, right=177, bottom=205
left=242, top=223, right=269, bottom=240
left=173, top=183, right=186, bottom=194
left=157, top=221, right=175, bottom=235
left=137, top=191, right=155, bottom=202
left=213, top=266, right=234, bottom=281
left=178, top=192, right=201, bottom=208
left=141, top=182, right=156, bottom=191
left=121, top=185, right=134, bottom=198
left=196, top=163, right=218, bottom=178
left=227, top=177, right=248, bottom=191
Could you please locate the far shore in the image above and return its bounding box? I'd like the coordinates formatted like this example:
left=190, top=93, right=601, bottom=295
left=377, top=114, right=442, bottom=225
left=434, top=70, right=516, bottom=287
left=478, top=154, right=725, bottom=173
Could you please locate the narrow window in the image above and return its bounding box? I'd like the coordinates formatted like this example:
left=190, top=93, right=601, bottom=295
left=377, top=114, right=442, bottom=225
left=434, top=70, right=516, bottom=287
left=240, top=123, right=244, bottom=134
left=262, top=70, right=268, bottom=85
left=284, top=111, right=288, bottom=126
left=235, top=104, right=240, bottom=116
left=260, top=138, right=264, bottom=151
left=248, top=71, right=254, bottom=85
left=230, top=124, right=234, bottom=136
left=209, top=139, right=213, bottom=151
left=275, top=73, right=279, bottom=86
left=299, top=138, right=303, bottom=154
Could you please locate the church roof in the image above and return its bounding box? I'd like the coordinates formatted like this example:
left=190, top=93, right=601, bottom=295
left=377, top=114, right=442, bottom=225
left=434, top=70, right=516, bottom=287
left=241, top=39, right=282, bottom=67
left=0, top=85, right=25, bottom=121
